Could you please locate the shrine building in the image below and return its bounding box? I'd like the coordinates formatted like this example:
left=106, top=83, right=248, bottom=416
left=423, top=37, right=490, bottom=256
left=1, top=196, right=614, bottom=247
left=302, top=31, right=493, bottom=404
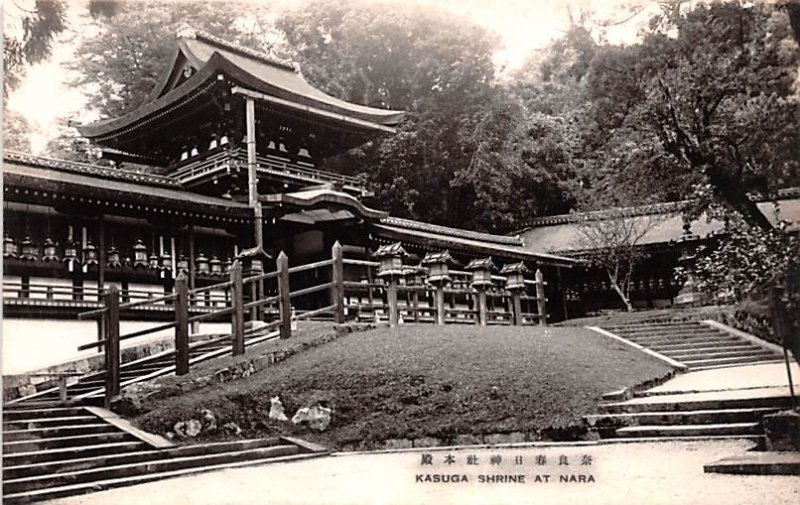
left=2, top=31, right=577, bottom=371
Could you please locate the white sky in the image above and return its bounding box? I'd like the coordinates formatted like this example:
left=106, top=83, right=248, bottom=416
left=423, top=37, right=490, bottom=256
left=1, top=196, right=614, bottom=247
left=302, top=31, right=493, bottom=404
left=5, top=0, right=656, bottom=153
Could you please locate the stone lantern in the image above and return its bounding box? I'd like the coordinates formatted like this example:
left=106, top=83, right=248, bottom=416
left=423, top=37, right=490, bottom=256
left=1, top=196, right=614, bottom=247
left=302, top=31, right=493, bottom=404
left=236, top=246, right=272, bottom=277
left=500, top=262, right=529, bottom=291
left=3, top=233, right=18, bottom=259
left=421, top=250, right=458, bottom=285
left=465, top=257, right=496, bottom=288
left=19, top=235, right=39, bottom=261
left=195, top=252, right=210, bottom=276
left=374, top=242, right=409, bottom=327
left=499, top=262, right=530, bottom=326
left=107, top=246, right=122, bottom=268
left=42, top=237, right=59, bottom=262
left=132, top=239, right=149, bottom=268
left=374, top=242, right=408, bottom=278
left=63, top=240, right=79, bottom=272
left=421, top=250, right=459, bottom=325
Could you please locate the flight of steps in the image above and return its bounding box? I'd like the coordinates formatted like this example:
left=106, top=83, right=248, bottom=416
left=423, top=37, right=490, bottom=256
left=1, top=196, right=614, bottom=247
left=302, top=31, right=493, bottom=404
left=586, top=390, right=792, bottom=443
left=2, top=404, right=326, bottom=503
left=598, top=320, right=782, bottom=370
left=7, top=330, right=278, bottom=406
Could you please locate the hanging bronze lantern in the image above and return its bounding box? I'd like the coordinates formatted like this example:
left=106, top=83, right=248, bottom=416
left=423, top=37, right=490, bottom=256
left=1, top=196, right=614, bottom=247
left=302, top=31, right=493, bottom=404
left=159, top=252, right=172, bottom=279
left=223, top=256, right=232, bottom=273
left=177, top=254, right=190, bottom=274
left=63, top=240, right=79, bottom=272
left=132, top=239, right=148, bottom=268
left=83, top=241, right=99, bottom=267
left=209, top=255, right=223, bottom=277
left=148, top=252, right=160, bottom=270
left=3, top=233, right=18, bottom=259
left=196, top=252, right=210, bottom=275
left=19, top=235, right=39, bottom=261
left=42, top=237, right=59, bottom=262
left=107, top=246, right=122, bottom=268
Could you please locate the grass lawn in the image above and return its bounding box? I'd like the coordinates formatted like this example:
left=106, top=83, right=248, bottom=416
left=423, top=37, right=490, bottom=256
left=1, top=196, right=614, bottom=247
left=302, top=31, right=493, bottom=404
left=134, top=324, right=671, bottom=450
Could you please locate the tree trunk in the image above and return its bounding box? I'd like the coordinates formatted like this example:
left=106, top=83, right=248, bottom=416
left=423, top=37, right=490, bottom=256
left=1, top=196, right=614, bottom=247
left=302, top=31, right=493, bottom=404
left=608, top=273, right=634, bottom=312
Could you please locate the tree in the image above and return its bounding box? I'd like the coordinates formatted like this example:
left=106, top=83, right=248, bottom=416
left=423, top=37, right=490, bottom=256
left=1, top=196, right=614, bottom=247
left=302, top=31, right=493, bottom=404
left=583, top=2, right=800, bottom=229
left=71, top=0, right=279, bottom=118
left=574, top=204, right=665, bottom=312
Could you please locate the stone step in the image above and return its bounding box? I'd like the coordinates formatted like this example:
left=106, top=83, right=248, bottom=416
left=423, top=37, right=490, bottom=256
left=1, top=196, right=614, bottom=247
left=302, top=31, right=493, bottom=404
left=704, top=452, right=800, bottom=475
left=601, top=394, right=792, bottom=414
left=691, top=358, right=784, bottom=371
left=2, top=452, right=321, bottom=504
left=2, top=437, right=285, bottom=480
left=2, top=444, right=302, bottom=495
left=2, top=408, right=87, bottom=420
left=605, top=322, right=702, bottom=330
left=3, top=432, right=133, bottom=453
left=682, top=355, right=776, bottom=368
left=2, top=424, right=119, bottom=442
left=586, top=407, right=780, bottom=428
left=616, top=422, right=761, bottom=438
left=609, top=326, right=726, bottom=336
left=670, top=349, right=775, bottom=362
left=649, top=339, right=752, bottom=351
left=665, top=344, right=763, bottom=357
left=628, top=335, right=739, bottom=345
left=3, top=416, right=100, bottom=429
left=3, top=441, right=148, bottom=466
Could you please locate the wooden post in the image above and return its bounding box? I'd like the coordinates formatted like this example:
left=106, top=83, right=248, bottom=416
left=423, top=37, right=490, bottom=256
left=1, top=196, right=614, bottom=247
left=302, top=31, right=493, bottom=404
left=332, top=241, right=345, bottom=324
left=435, top=285, right=445, bottom=325
left=230, top=260, right=245, bottom=355
left=412, top=287, right=420, bottom=323
left=511, top=290, right=523, bottom=326
left=277, top=251, right=292, bottom=339
left=387, top=277, right=399, bottom=327
left=535, top=268, right=547, bottom=327
left=174, top=272, right=190, bottom=375
left=477, top=288, right=487, bottom=326
left=769, top=287, right=797, bottom=409
left=98, top=215, right=105, bottom=302
left=104, top=285, right=120, bottom=409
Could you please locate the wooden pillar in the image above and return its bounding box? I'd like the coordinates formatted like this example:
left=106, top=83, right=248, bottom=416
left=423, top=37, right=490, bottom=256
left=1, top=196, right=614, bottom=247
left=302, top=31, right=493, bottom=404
left=435, top=285, right=445, bottom=325
left=230, top=261, right=245, bottom=356
left=557, top=266, right=568, bottom=321
left=331, top=241, right=345, bottom=324
left=104, top=285, right=120, bottom=409
left=511, top=290, right=523, bottom=326
left=175, top=272, right=190, bottom=375
left=412, top=287, right=420, bottom=323
left=277, top=251, right=292, bottom=339
left=536, top=268, right=547, bottom=327
left=387, top=277, right=399, bottom=327
left=187, top=225, right=199, bottom=333
left=245, top=97, right=263, bottom=250
left=477, top=289, right=487, bottom=326
left=98, top=215, right=105, bottom=302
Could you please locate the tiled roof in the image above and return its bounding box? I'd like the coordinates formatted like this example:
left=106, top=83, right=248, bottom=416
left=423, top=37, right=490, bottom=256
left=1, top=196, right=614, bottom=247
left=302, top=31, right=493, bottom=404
left=379, top=216, right=523, bottom=246
left=3, top=151, right=181, bottom=189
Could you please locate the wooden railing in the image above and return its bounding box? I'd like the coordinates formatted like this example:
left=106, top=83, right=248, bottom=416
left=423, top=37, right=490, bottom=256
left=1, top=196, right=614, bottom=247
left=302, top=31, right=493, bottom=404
left=169, top=147, right=364, bottom=190
left=75, top=242, right=549, bottom=408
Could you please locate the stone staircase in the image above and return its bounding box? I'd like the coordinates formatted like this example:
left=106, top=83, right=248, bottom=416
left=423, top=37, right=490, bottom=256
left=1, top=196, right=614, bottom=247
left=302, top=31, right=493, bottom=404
left=6, top=330, right=278, bottom=406
left=598, top=320, right=782, bottom=371
left=586, top=388, right=792, bottom=443
left=2, top=404, right=327, bottom=503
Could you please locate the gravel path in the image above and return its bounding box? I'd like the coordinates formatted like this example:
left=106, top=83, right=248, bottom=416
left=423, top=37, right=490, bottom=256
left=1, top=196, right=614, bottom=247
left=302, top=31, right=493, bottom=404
left=45, top=440, right=799, bottom=505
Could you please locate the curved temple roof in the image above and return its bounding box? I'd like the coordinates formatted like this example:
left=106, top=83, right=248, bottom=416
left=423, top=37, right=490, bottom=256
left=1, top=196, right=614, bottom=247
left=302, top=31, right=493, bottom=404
left=77, top=30, right=405, bottom=140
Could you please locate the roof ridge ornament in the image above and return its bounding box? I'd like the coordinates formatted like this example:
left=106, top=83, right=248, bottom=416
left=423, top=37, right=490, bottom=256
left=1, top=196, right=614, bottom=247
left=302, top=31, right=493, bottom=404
left=184, top=29, right=298, bottom=72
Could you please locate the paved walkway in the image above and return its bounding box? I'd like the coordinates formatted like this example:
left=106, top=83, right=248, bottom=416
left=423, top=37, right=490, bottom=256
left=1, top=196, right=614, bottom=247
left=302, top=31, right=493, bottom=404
left=44, top=439, right=798, bottom=505
left=647, top=362, right=800, bottom=395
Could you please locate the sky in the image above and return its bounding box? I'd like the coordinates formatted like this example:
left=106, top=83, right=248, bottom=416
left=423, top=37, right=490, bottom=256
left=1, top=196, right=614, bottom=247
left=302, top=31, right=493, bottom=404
left=4, top=0, right=659, bottom=153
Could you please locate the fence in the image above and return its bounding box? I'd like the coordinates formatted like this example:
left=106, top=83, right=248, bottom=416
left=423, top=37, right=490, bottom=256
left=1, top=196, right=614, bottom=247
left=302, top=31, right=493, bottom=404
left=76, top=242, right=548, bottom=407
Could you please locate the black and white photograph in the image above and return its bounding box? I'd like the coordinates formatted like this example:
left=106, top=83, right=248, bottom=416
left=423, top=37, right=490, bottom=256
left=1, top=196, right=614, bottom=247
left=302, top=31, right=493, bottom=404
left=2, top=0, right=799, bottom=503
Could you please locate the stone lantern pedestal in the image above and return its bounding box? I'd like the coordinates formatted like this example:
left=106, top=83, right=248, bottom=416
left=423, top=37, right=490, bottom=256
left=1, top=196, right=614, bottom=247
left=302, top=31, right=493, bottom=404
left=421, top=250, right=458, bottom=325
left=465, top=257, right=496, bottom=326
left=374, top=242, right=409, bottom=327
left=500, top=262, right=530, bottom=326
